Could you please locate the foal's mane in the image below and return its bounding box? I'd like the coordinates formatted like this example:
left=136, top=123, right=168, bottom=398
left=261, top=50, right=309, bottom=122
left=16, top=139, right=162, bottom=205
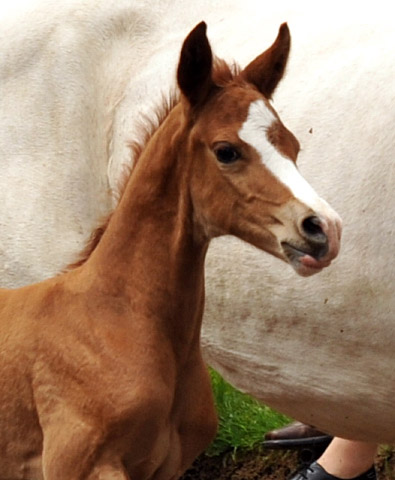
left=68, top=58, right=240, bottom=269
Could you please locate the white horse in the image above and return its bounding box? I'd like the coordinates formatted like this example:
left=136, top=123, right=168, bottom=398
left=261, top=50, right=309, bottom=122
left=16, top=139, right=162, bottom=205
left=0, top=0, right=394, bottom=443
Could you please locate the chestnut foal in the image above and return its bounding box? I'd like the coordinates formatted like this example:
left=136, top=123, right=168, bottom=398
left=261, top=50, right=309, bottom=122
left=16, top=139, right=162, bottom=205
left=0, top=23, right=341, bottom=479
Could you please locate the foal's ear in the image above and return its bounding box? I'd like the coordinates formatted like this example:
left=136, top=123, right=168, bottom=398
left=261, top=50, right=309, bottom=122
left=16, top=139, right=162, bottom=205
left=177, top=22, right=214, bottom=107
left=240, top=23, right=291, bottom=99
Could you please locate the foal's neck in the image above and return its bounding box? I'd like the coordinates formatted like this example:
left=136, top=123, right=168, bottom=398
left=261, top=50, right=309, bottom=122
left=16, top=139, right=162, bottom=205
left=83, top=104, right=207, bottom=343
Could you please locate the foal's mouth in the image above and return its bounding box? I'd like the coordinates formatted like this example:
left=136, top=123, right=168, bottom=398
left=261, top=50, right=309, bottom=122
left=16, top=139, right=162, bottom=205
left=281, top=242, right=332, bottom=277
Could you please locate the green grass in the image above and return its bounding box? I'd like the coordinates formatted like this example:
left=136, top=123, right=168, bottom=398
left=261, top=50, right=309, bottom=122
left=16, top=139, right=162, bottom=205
left=206, top=368, right=291, bottom=457
left=205, top=370, right=395, bottom=479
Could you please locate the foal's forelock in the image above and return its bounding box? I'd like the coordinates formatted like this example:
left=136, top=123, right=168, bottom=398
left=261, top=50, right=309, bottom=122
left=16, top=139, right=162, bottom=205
left=238, top=99, right=325, bottom=212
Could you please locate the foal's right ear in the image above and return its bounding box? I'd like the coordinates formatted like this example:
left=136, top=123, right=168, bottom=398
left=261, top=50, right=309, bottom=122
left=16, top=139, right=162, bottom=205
left=177, top=22, right=214, bottom=107
left=240, top=23, right=291, bottom=99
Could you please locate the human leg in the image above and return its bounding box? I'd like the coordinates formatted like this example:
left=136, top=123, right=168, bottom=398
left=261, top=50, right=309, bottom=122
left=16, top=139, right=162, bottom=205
left=317, top=438, right=377, bottom=479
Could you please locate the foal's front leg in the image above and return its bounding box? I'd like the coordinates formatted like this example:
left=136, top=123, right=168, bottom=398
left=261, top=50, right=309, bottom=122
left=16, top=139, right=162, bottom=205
left=86, top=463, right=131, bottom=480
left=41, top=419, right=130, bottom=480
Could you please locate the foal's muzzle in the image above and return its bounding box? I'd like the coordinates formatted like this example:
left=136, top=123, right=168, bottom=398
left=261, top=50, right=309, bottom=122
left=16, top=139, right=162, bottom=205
left=282, top=213, right=342, bottom=277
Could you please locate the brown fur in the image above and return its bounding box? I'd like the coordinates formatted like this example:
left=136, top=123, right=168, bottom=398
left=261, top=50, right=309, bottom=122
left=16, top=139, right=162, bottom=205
left=267, top=121, right=300, bottom=161
left=212, top=57, right=241, bottom=86
left=68, top=217, right=112, bottom=269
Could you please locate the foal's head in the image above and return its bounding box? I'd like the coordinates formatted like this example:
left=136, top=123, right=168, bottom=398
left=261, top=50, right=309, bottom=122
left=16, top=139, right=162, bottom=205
left=176, top=22, right=341, bottom=277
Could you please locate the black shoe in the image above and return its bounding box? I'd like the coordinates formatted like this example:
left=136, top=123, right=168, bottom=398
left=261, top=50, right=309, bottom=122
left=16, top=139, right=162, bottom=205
left=289, top=462, right=377, bottom=480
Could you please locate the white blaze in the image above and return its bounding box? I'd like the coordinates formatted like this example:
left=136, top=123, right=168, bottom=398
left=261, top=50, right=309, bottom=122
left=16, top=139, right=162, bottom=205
left=238, top=99, right=323, bottom=211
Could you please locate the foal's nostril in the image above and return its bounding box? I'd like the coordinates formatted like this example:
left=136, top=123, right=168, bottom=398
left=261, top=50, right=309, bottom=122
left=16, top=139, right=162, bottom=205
left=302, top=216, right=326, bottom=242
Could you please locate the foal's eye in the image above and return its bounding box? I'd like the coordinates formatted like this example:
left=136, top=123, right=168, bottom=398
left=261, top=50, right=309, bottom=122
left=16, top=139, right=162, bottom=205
left=213, top=142, right=241, bottom=164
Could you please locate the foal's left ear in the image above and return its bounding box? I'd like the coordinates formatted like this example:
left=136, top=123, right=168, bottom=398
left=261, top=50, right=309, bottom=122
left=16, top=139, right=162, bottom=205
left=240, top=23, right=291, bottom=99
left=177, top=22, right=214, bottom=107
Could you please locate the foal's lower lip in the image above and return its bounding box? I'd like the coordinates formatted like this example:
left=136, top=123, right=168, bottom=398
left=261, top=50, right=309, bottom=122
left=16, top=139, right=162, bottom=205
left=281, top=242, right=308, bottom=260
left=282, top=242, right=328, bottom=266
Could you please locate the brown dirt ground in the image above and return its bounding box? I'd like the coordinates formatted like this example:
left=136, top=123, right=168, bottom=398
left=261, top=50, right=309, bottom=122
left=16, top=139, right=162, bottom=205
left=181, top=446, right=395, bottom=480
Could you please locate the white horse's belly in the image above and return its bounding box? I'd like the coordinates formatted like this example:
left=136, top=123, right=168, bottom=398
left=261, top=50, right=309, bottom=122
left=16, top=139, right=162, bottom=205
left=0, top=0, right=394, bottom=442
left=203, top=236, right=394, bottom=442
